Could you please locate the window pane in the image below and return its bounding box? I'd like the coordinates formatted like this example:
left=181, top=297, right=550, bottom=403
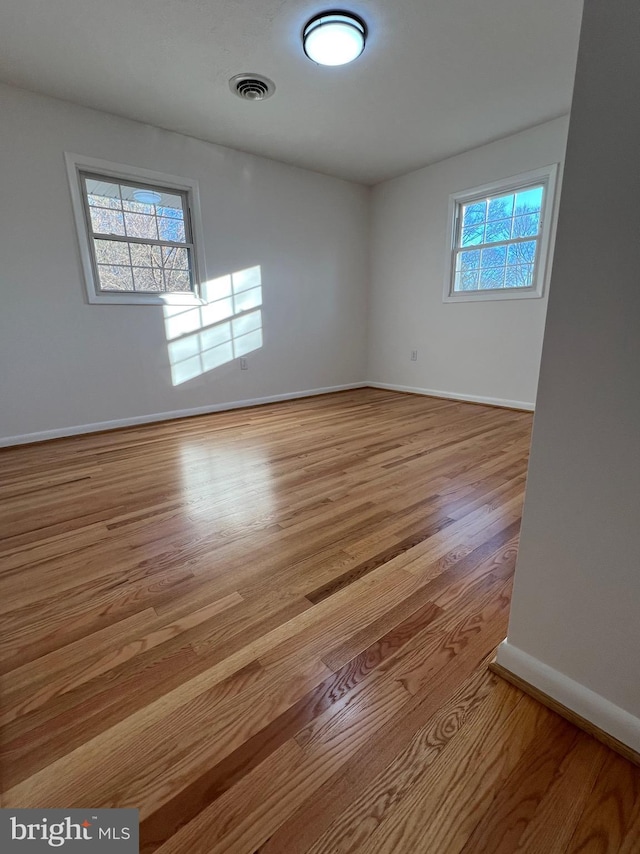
left=124, top=213, right=158, bottom=239
left=90, top=207, right=125, bottom=236
left=162, top=246, right=189, bottom=268
left=505, top=264, right=535, bottom=288
left=484, top=218, right=511, bottom=243
left=459, top=249, right=480, bottom=270
left=521, top=265, right=534, bottom=286
left=455, top=268, right=479, bottom=291
left=157, top=193, right=183, bottom=213
left=507, top=241, right=537, bottom=265
left=479, top=267, right=506, bottom=289
left=515, top=186, right=544, bottom=215
left=120, top=185, right=183, bottom=213
left=94, top=239, right=130, bottom=265
left=158, top=217, right=186, bottom=242
left=132, top=267, right=165, bottom=291
left=88, top=194, right=122, bottom=210
left=122, top=199, right=155, bottom=215
left=511, top=212, right=540, bottom=238
left=86, top=179, right=121, bottom=209
left=487, top=194, right=514, bottom=221
left=129, top=243, right=163, bottom=267
left=157, top=203, right=183, bottom=219
left=97, top=265, right=134, bottom=291
left=462, top=201, right=486, bottom=226
left=461, top=224, right=484, bottom=247
left=164, top=269, right=192, bottom=292
left=481, top=246, right=507, bottom=267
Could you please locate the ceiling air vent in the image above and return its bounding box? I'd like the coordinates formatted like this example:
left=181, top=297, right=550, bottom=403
left=229, top=74, right=275, bottom=101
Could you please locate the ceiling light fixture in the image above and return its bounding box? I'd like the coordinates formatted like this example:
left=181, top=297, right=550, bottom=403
left=303, top=11, right=367, bottom=66
left=132, top=189, right=162, bottom=205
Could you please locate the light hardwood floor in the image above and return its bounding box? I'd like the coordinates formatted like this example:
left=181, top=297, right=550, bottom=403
left=2, top=389, right=639, bottom=852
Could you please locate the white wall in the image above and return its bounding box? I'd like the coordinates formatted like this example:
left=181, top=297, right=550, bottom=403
left=0, top=85, right=574, bottom=445
left=497, top=0, right=640, bottom=751
left=0, top=84, right=369, bottom=444
left=367, top=116, right=569, bottom=409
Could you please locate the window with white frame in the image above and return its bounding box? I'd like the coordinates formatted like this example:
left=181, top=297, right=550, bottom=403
left=444, top=165, right=558, bottom=302
left=66, top=154, right=206, bottom=305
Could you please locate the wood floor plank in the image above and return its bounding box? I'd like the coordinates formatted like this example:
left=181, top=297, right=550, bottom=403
left=356, top=693, right=553, bottom=854
left=1, top=388, right=637, bottom=853
left=155, top=667, right=412, bottom=853
left=139, top=596, right=441, bottom=852
left=512, top=734, right=609, bottom=853
left=255, top=569, right=515, bottom=854
left=618, top=791, right=640, bottom=854
left=458, top=715, right=580, bottom=853
left=321, top=588, right=443, bottom=672
left=298, top=662, right=504, bottom=854
left=1, top=592, right=243, bottom=725
left=3, top=655, right=333, bottom=813
left=565, top=751, right=640, bottom=853
left=0, top=597, right=309, bottom=790
left=305, top=513, right=453, bottom=604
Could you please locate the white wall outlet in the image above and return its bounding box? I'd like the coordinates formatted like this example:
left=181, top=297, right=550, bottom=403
left=410, top=350, right=418, bottom=361
left=240, top=358, right=248, bottom=370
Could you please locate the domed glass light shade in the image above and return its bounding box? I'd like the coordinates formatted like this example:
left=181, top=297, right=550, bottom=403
left=132, top=189, right=162, bottom=205
left=303, top=12, right=366, bottom=66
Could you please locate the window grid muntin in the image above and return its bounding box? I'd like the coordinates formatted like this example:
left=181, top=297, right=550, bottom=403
left=79, top=171, right=195, bottom=296
left=452, top=179, right=547, bottom=294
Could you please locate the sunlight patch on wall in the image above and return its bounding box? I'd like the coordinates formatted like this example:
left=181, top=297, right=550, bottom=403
left=164, top=265, right=263, bottom=385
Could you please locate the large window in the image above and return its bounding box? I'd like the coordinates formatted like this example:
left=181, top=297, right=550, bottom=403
left=66, top=154, right=206, bottom=305
left=444, top=165, right=558, bottom=302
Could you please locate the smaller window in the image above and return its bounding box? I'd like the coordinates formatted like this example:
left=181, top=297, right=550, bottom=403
left=66, top=154, right=206, bottom=305
left=444, top=165, right=558, bottom=302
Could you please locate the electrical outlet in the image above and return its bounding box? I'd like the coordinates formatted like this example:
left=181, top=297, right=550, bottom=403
left=240, top=358, right=248, bottom=370
left=410, top=350, right=418, bottom=362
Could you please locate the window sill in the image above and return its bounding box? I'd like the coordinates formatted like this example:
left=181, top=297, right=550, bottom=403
left=443, top=287, right=543, bottom=303
left=87, top=291, right=205, bottom=306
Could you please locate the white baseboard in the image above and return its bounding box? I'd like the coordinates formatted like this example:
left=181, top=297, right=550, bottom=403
left=366, top=381, right=535, bottom=411
left=0, top=382, right=367, bottom=447
left=0, top=381, right=533, bottom=448
left=495, top=640, right=640, bottom=754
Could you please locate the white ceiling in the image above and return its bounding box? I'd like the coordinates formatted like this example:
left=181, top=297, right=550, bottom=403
left=0, top=0, right=583, bottom=185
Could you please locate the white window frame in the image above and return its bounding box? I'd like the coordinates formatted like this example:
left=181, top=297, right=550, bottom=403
left=443, top=164, right=559, bottom=303
left=65, top=152, right=207, bottom=305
